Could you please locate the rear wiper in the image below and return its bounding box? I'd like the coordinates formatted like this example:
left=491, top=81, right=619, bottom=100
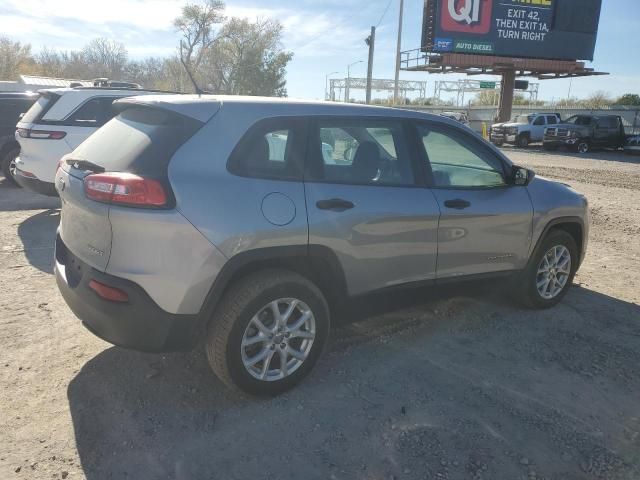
left=66, top=159, right=105, bottom=174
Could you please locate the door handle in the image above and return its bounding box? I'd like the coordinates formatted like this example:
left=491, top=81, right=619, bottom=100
left=316, top=198, right=355, bottom=212
left=444, top=199, right=471, bottom=210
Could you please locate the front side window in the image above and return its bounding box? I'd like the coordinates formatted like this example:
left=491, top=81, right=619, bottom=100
left=310, top=119, right=414, bottom=186
left=228, top=119, right=304, bottom=180
left=418, top=124, right=506, bottom=188
left=566, top=115, right=593, bottom=126
left=546, top=116, right=558, bottom=125
left=533, top=116, right=546, bottom=126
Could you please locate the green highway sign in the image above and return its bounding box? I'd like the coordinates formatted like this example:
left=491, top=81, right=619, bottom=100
left=480, top=81, right=496, bottom=89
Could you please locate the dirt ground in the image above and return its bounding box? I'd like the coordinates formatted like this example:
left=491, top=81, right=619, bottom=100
left=1, top=147, right=639, bottom=480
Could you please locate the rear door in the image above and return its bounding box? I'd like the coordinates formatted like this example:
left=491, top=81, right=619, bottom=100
left=304, top=117, right=440, bottom=296
left=415, top=122, right=533, bottom=278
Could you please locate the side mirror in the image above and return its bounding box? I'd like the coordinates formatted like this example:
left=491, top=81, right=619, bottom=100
left=512, top=166, right=535, bottom=186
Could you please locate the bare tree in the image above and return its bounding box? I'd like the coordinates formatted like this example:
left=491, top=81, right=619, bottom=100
left=82, top=38, right=128, bottom=79
left=0, top=37, right=33, bottom=80
left=579, top=90, right=613, bottom=109
left=174, top=0, right=225, bottom=92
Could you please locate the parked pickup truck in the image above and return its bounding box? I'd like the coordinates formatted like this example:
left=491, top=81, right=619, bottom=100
left=543, top=115, right=627, bottom=154
left=491, top=113, right=562, bottom=148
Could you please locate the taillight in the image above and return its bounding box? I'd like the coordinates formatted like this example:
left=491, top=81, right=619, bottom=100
left=88, top=280, right=129, bottom=303
left=84, top=172, right=167, bottom=207
left=17, top=128, right=66, bottom=140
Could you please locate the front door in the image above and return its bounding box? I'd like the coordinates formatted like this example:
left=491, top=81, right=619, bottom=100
left=415, top=122, right=533, bottom=279
left=304, top=117, right=441, bottom=296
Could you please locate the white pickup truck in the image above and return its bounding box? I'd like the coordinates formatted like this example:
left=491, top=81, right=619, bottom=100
left=491, top=113, right=562, bottom=148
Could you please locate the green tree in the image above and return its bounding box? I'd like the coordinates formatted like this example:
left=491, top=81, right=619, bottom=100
left=204, top=18, right=292, bottom=96
left=615, top=93, right=640, bottom=106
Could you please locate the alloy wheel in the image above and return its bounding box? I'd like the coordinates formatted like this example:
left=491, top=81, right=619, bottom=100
left=241, top=298, right=316, bottom=381
left=536, top=245, right=572, bottom=300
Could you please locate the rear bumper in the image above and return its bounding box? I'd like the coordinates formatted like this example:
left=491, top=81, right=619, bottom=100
left=14, top=168, right=58, bottom=196
left=55, top=234, right=199, bottom=352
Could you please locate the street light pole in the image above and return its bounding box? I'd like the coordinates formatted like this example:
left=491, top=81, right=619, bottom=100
left=393, top=0, right=405, bottom=105
left=346, top=60, right=363, bottom=103
left=325, top=71, right=339, bottom=101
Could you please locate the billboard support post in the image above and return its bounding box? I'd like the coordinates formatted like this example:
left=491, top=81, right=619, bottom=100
left=498, top=69, right=516, bottom=123
left=366, top=26, right=376, bottom=104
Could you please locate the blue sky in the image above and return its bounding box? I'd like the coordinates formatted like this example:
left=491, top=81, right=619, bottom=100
left=1, top=0, right=638, bottom=102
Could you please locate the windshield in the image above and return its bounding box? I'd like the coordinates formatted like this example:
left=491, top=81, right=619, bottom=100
left=512, top=115, right=533, bottom=124
left=565, top=115, right=593, bottom=126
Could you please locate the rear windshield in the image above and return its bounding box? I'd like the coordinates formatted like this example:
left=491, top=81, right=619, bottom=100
left=20, top=93, right=56, bottom=124
left=70, top=107, right=203, bottom=177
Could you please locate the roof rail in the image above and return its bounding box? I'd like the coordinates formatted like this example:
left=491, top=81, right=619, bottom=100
left=91, top=78, right=142, bottom=89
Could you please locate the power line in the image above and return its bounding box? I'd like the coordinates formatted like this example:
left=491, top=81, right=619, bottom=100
left=376, top=0, right=394, bottom=28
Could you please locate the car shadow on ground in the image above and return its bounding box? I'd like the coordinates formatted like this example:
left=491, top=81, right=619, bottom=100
left=67, top=285, right=640, bottom=480
left=0, top=177, right=60, bottom=212
left=16, top=208, right=59, bottom=274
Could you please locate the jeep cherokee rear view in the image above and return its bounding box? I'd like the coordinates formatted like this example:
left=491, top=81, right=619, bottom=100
left=55, top=95, right=590, bottom=395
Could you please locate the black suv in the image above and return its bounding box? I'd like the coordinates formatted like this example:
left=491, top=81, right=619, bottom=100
left=0, top=92, right=38, bottom=185
left=543, top=114, right=627, bottom=154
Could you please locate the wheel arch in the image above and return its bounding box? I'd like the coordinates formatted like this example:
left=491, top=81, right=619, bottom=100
left=196, top=245, right=347, bottom=332
left=532, top=217, right=585, bottom=267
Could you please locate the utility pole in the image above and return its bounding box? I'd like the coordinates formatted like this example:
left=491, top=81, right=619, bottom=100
left=393, top=0, right=404, bottom=105
left=365, top=26, right=376, bottom=104
left=346, top=60, right=363, bottom=103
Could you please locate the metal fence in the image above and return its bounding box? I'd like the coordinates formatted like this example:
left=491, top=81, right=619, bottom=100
left=399, top=105, right=640, bottom=135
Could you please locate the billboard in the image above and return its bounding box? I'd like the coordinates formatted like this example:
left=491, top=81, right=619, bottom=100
left=422, top=0, right=602, bottom=61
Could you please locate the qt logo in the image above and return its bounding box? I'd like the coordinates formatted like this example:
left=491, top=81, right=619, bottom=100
left=441, top=0, right=493, bottom=34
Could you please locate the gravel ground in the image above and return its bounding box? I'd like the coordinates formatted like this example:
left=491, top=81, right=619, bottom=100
left=1, top=148, right=639, bottom=480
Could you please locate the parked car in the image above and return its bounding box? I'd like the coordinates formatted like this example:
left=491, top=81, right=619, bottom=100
left=543, top=114, right=627, bottom=154
left=491, top=113, right=562, bottom=148
left=13, top=80, right=168, bottom=196
left=0, top=92, right=38, bottom=186
left=440, top=111, right=470, bottom=128
left=625, top=135, right=640, bottom=155
left=54, top=96, right=589, bottom=395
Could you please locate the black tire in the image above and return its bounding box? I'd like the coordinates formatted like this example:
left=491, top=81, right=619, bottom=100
left=1, top=148, right=21, bottom=187
left=206, top=269, right=330, bottom=396
left=516, top=230, right=578, bottom=309
left=516, top=134, right=530, bottom=148
left=576, top=141, right=590, bottom=154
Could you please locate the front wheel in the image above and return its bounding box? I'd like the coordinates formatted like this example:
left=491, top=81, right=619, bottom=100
left=1, top=148, right=21, bottom=187
left=516, top=230, right=578, bottom=309
left=576, top=141, right=590, bottom=154
left=206, top=269, right=330, bottom=396
left=516, top=134, right=530, bottom=148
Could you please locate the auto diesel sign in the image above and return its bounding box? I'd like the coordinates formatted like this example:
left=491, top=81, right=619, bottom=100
left=422, top=0, right=602, bottom=61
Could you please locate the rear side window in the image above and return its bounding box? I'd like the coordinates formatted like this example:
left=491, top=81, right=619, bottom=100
left=546, top=116, right=558, bottom=125
left=70, top=106, right=203, bottom=177
left=601, top=117, right=619, bottom=129
left=20, top=94, right=56, bottom=124
left=66, top=97, right=120, bottom=127
left=0, top=99, right=35, bottom=127
left=227, top=118, right=305, bottom=181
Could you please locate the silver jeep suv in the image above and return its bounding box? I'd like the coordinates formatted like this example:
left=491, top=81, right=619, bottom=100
left=54, top=95, right=589, bottom=395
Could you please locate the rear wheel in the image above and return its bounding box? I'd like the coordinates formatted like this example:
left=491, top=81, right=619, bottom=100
left=516, top=230, right=578, bottom=309
left=206, top=269, right=330, bottom=396
left=1, top=148, right=20, bottom=187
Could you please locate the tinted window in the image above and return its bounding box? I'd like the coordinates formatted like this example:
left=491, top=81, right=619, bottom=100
left=66, top=97, right=120, bottom=126
left=601, top=117, right=619, bottom=129
left=566, top=115, right=593, bottom=126
left=0, top=101, right=32, bottom=126
left=418, top=124, right=505, bottom=188
left=546, top=116, right=558, bottom=125
left=309, top=119, right=414, bottom=186
left=533, top=116, right=546, bottom=126
left=228, top=119, right=305, bottom=180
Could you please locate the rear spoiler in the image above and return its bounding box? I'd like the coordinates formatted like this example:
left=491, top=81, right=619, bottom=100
left=113, top=95, right=221, bottom=124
